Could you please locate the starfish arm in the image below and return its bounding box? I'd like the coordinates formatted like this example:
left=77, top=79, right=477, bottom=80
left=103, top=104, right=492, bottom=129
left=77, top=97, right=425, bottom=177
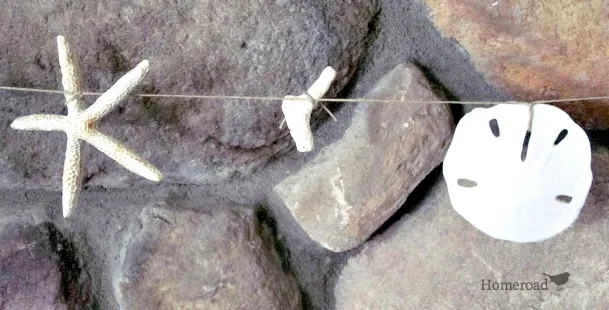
left=82, top=60, right=150, bottom=122
left=57, top=35, right=85, bottom=113
left=62, top=135, right=83, bottom=218
left=10, top=114, right=66, bottom=131
left=83, top=129, right=163, bottom=182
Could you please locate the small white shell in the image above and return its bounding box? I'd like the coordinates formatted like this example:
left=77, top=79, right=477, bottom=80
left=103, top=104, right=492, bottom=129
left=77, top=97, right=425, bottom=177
left=443, top=103, right=592, bottom=242
left=282, top=66, right=337, bottom=152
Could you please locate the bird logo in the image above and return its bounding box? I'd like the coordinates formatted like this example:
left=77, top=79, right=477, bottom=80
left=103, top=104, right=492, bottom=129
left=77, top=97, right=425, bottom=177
left=542, top=272, right=570, bottom=290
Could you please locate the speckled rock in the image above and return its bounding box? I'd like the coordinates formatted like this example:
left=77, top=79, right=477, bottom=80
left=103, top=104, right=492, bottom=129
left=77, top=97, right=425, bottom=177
left=423, top=0, right=609, bottom=129
left=334, top=148, right=609, bottom=309
left=274, top=63, right=454, bottom=252
left=114, top=205, right=302, bottom=310
left=0, top=0, right=378, bottom=190
left=0, top=220, right=91, bottom=309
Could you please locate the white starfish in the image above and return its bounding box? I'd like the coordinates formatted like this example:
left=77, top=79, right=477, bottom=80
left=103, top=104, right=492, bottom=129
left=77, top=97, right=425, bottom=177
left=10, top=36, right=163, bottom=218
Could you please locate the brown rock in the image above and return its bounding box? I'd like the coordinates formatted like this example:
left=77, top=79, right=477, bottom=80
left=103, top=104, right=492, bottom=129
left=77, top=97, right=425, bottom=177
left=423, top=0, right=609, bottom=129
left=334, top=148, right=609, bottom=308
left=274, top=63, right=454, bottom=252
left=0, top=0, right=378, bottom=190
left=0, top=221, right=91, bottom=309
left=114, top=205, right=302, bottom=309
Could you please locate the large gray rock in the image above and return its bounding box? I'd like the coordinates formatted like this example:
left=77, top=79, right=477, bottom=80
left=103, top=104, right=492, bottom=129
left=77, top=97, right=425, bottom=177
left=0, top=220, right=91, bottom=309
left=114, top=205, right=302, bottom=309
left=274, top=63, right=454, bottom=252
left=0, top=0, right=378, bottom=190
left=334, top=149, right=609, bottom=309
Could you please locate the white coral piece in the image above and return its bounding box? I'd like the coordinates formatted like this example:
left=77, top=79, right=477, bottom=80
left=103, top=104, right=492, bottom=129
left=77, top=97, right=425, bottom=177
left=281, top=66, right=337, bottom=152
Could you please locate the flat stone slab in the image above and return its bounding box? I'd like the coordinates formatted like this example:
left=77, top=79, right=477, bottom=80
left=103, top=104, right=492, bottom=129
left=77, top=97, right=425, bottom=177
left=274, top=63, right=454, bottom=252
left=334, top=149, right=609, bottom=309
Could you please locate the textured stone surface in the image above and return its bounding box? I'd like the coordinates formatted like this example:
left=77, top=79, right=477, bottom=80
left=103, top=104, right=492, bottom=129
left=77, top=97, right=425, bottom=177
left=0, top=0, right=378, bottom=190
left=274, top=63, right=454, bottom=252
left=334, top=149, right=609, bottom=309
left=0, top=220, right=91, bottom=309
left=114, top=205, right=302, bottom=310
left=423, top=0, right=609, bottom=129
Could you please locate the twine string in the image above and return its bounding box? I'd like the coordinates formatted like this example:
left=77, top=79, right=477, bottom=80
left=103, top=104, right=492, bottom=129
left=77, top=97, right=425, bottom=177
left=1, top=85, right=609, bottom=105
left=527, top=103, right=535, bottom=132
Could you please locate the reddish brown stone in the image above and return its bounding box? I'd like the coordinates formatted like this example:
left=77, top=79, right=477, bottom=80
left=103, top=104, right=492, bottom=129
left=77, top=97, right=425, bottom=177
left=424, top=0, right=609, bottom=129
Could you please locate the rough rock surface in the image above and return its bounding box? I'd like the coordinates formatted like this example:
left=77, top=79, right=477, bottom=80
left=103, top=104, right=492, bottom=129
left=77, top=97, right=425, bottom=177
left=0, top=220, right=91, bottom=309
left=423, top=0, right=609, bottom=129
left=0, top=0, right=378, bottom=190
left=334, top=149, right=609, bottom=309
left=114, top=205, right=302, bottom=310
left=274, top=63, right=454, bottom=252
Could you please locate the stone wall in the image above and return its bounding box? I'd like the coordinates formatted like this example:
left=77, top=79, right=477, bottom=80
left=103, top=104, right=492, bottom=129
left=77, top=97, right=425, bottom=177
left=1, top=0, right=608, bottom=309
